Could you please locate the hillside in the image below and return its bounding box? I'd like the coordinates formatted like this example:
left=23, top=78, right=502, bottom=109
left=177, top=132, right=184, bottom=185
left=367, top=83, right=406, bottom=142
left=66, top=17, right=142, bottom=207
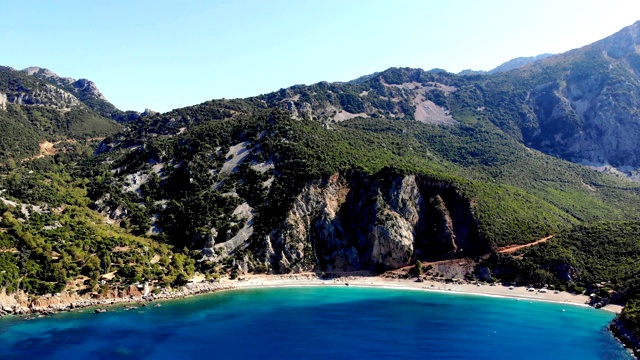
left=474, top=21, right=640, bottom=169
left=23, top=66, right=141, bottom=122
left=0, top=66, right=122, bottom=161
left=92, top=106, right=640, bottom=267
left=129, top=21, right=640, bottom=175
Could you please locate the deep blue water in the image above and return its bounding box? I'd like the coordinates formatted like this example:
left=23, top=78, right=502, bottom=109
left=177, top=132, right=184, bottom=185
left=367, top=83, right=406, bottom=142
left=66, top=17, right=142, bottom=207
left=0, top=286, right=632, bottom=359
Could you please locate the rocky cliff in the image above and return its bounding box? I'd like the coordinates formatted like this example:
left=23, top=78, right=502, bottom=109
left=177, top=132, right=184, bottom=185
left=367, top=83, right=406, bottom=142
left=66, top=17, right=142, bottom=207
left=260, top=172, right=486, bottom=273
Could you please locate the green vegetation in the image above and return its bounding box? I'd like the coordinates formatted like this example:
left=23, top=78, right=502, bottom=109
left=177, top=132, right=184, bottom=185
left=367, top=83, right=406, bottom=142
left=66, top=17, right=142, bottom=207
left=621, top=299, right=640, bottom=340
left=480, top=221, right=640, bottom=338
left=0, top=157, right=195, bottom=295
left=0, top=66, right=121, bottom=161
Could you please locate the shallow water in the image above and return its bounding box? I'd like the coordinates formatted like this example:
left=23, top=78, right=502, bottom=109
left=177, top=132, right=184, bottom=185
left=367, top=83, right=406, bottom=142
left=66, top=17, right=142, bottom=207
left=0, top=286, right=631, bottom=359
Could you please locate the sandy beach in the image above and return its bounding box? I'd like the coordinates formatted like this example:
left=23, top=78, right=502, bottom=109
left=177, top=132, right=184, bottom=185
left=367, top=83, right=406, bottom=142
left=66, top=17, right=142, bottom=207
left=0, top=273, right=623, bottom=317
left=218, top=273, right=623, bottom=314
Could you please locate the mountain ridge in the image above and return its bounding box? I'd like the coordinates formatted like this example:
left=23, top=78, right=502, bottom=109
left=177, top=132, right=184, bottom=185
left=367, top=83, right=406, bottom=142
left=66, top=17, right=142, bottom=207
left=458, top=53, right=554, bottom=75
left=0, top=66, right=122, bottom=160
left=21, top=66, right=142, bottom=122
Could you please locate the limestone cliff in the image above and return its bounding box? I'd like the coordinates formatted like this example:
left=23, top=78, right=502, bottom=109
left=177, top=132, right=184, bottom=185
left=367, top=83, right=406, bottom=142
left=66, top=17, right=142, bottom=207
left=260, top=172, right=486, bottom=273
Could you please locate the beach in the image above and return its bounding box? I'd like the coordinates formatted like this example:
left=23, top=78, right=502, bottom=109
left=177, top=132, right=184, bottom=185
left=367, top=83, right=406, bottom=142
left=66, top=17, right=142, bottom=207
left=223, top=273, right=623, bottom=314
left=0, top=272, right=623, bottom=317
left=1, top=281, right=631, bottom=360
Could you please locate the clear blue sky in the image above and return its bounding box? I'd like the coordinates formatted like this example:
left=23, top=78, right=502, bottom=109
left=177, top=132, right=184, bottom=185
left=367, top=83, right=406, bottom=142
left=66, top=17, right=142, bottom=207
left=3, top=0, right=639, bottom=113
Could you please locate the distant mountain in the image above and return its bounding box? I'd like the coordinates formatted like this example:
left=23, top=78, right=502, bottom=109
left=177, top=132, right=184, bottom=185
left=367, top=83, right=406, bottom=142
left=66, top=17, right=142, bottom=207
left=458, top=53, right=554, bottom=75
left=22, top=66, right=141, bottom=122
left=481, top=21, right=640, bottom=168
left=128, top=19, right=640, bottom=172
left=0, top=66, right=122, bottom=160
left=488, top=53, right=554, bottom=73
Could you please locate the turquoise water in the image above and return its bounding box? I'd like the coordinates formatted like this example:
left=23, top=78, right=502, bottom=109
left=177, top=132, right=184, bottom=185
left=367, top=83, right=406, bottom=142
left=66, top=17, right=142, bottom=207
left=0, top=286, right=631, bottom=359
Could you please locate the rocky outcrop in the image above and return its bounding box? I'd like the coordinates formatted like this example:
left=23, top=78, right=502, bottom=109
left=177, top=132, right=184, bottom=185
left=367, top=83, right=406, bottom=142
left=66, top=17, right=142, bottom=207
left=5, top=83, right=81, bottom=110
left=261, top=172, right=486, bottom=273
left=0, top=281, right=239, bottom=318
left=23, top=66, right=106, bottom=101
left=205, top=202, right=255, bottom=259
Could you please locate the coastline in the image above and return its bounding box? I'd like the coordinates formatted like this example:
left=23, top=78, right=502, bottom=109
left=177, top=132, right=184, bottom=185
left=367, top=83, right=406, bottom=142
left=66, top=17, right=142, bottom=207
left=1, top=273, right=634, bottom=357
left=227, top=274, right=623, bottom=313
left=0, top=273, right=623, bottom=318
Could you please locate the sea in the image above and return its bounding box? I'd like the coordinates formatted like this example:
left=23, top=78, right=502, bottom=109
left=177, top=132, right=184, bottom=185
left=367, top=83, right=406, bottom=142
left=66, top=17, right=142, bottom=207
left=0, top=286, right=632, bottom=359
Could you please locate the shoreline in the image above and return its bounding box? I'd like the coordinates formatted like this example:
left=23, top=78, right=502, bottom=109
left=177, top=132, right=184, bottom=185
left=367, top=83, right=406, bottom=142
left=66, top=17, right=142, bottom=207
left=0, top=274, right=623, bottom=318
left=0, top=273, right=633, bottom=357
left=227, top=274, right=623, bottom=313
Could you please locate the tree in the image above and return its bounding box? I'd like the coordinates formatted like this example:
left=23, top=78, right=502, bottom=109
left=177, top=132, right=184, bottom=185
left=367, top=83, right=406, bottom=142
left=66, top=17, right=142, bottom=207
left=410, top=260, right=423, bottom=276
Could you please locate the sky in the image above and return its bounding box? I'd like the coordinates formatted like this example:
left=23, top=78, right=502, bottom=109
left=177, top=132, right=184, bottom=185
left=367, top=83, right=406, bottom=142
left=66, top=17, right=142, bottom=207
left=2, top=0, right=640, bottom=113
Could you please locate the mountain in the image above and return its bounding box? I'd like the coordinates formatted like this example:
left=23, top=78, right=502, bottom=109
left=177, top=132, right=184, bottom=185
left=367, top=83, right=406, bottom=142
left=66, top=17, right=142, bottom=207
left=0, top=66, right=122, bottom=160
left=130, top=21, right=640, bottom=173
left=22, top=66, right=141, bottom=122
left=2, top=22, right=640, bottom=347
left=458, top=53, right=553, bottom=75
left=488, top=53, right=554, bottom=73
left=477, top=21, right=640, bottom=169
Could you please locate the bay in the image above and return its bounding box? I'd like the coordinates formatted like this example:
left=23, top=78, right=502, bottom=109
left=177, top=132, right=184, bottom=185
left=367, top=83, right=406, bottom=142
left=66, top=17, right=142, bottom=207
left=0, top=286, right=631, bottom=359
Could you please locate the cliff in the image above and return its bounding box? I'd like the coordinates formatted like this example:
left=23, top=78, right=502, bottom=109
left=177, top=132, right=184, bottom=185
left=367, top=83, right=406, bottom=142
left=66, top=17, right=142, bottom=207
left=260, top=172, right=486, bottom=273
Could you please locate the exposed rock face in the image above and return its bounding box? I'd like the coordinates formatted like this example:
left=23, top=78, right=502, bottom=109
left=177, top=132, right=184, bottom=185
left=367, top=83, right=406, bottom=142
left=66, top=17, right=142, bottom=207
left=22, top=66, right=106, bottom=101
left=518, top=21, right=640, bottom=168
left=261, top=172, right=486, bottom=273
left=4, top=83, right=81, bottom=110
left=206, top=202, right=255, bottom=260
left=263, top=73, right=458, bottom=124
left=0, top=92, right=7, bottom=110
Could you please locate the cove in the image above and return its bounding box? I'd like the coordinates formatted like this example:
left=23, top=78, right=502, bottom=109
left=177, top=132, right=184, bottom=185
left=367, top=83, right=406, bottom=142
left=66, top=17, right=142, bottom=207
left=0, top=286, right=631, bottom=359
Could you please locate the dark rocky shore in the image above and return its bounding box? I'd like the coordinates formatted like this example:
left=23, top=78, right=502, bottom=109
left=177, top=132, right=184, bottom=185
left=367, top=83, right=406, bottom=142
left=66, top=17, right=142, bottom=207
left=610, top=316, right=640, bottom=359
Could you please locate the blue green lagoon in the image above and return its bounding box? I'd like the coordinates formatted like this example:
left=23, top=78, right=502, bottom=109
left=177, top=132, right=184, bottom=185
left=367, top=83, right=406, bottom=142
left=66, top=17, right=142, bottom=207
left=0, top=287, right=631, bottom=359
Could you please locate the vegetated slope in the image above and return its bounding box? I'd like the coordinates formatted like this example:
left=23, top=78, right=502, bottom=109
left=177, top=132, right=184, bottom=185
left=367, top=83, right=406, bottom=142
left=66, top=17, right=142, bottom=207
left=478, top=220, right=640, bottom=348
left=0, top=66, right=122, bottom=161
left=92, top=107, right=640, bottom=275
left=0, top=151, right=197, bottom=297
left=488, top=53, right=555, bottom=74
left=129, top=22, right=640, bottom=174
left=23, top=66, right=141, bottom=122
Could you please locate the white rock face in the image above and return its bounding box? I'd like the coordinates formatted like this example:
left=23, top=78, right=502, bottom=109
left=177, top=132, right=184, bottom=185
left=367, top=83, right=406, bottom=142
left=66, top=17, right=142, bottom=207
left=220, top=141, right=251, bottom=174
left=0, top=92, right=7, bottom=110
left=204, top=202, right=255, bottom=260
left=122, top=171, right=150, bottom=196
